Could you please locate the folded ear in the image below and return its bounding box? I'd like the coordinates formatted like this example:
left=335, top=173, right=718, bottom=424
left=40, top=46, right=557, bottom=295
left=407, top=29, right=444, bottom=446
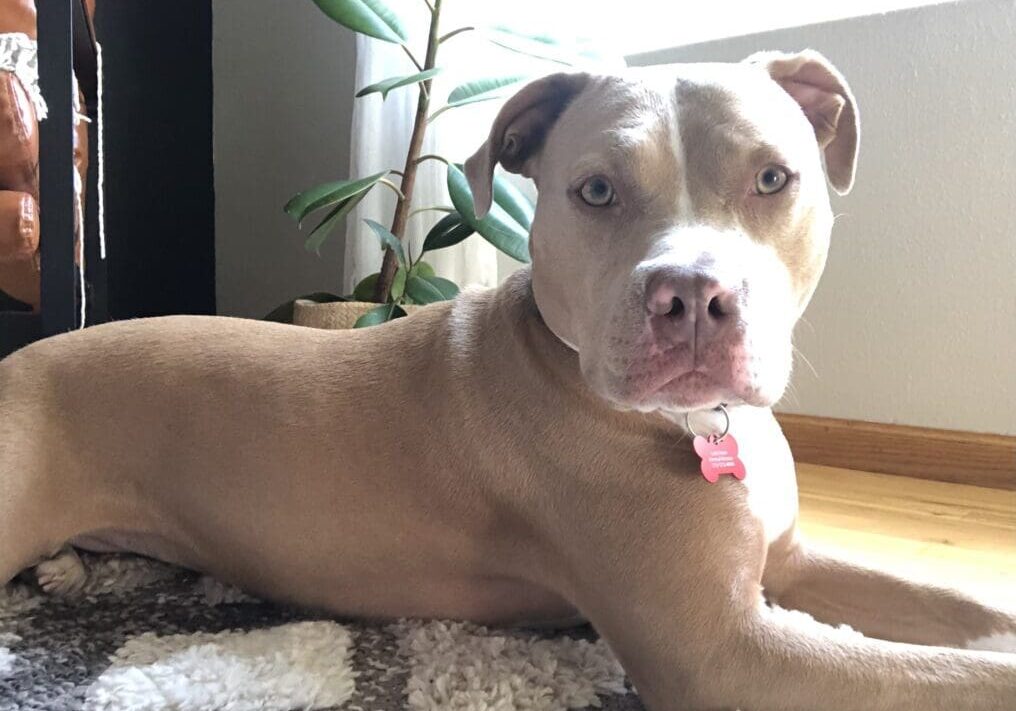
left=746, top=49, right=859, bottom=195
left=464, top=73, right=589, bottom=218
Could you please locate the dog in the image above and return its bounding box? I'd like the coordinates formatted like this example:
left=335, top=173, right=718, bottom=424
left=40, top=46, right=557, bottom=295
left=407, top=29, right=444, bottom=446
left=2, top=50, right=1015, bottom=710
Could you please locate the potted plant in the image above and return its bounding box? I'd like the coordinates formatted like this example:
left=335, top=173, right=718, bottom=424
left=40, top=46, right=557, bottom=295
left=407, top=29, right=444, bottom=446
left=270, top=0, right=601, bottom=329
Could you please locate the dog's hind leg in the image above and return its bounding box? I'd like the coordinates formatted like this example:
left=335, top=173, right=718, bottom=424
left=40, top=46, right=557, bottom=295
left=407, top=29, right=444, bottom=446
left=0, top=461, right=52, bottom=588
left=0, top=360, right=67, bottom=587
left=34, top=546, right=87, bottom=596
left=0, top=440, right=55, bottom=587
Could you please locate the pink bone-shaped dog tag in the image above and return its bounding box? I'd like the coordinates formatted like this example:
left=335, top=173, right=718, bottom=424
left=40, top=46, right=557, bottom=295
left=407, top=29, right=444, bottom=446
left=693, top=434, right=747, bottom=483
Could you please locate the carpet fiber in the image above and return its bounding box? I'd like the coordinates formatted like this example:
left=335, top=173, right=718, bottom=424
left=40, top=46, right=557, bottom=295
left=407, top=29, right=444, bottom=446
left=1, top=554, right=640, bottom=711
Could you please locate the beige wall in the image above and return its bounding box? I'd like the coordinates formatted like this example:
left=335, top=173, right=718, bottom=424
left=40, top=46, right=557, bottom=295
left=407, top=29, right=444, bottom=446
left=629, top=0, right=1016, bottom=435
left=213, top=0, right=356, bottom=319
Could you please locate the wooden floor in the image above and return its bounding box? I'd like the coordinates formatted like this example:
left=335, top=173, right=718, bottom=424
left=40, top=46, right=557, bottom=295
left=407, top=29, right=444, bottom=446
left=797, top=463, right=1016, bottom=608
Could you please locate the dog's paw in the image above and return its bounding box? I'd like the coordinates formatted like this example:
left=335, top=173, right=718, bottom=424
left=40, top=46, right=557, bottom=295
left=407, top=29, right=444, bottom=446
left=966, top=632, right=1016, bottom=654
left=35, top=547, right=87, bottom=597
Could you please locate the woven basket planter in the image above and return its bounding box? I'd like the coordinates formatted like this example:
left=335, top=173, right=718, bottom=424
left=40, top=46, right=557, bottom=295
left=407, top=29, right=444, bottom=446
left=292, top=299, right=423, bottom=330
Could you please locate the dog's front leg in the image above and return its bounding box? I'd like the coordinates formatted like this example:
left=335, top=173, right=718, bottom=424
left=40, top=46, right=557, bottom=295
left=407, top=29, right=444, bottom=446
left=722, top=602, right=1015, bottom=711
left=583, top=568, right=1016, bottom=711
left=563, top=489, right=1016, bottom=711
left=762, top=538, right=1016, bottom=652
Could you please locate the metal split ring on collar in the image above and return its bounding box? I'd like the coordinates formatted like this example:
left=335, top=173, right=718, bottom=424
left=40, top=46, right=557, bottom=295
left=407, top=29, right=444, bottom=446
left=685, top=403, right=730, bottom=440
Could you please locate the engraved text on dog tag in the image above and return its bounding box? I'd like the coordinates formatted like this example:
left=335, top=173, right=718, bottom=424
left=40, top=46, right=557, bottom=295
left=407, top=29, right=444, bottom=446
left=693, top=434, right=747, bottom=483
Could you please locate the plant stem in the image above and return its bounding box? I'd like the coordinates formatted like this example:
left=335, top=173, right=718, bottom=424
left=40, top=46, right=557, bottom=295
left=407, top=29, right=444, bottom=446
left=373, top=0, right=443, bottom=303
left=400, top=44, right=424, bottom=72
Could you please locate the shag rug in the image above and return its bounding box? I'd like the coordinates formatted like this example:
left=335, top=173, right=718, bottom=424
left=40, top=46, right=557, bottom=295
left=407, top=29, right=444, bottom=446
left=0, top=554, right=641, bottom=711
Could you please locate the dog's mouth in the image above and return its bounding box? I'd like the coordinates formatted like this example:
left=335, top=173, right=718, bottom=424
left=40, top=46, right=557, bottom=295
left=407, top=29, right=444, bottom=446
left=655, top=370, right=729, bottom=407
left=596, top=338, right=775, bottom=412
left=602, top=354, right=738, bottom=411
left=636, top=367, right=737, bottom=410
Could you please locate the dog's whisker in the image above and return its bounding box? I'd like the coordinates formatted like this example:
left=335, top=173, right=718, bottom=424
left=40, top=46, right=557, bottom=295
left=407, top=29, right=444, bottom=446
left=792, top=345, right=820, bottom=379
left=796, top=316, right=816, bottom=335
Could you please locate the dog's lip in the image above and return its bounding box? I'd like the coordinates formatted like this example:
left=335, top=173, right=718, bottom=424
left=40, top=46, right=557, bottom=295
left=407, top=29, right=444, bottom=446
left=608, top=359, right=758, bottom=411
left=607, top=340, right=745, bottom=407
left=652, top=379, right=732, bottom=411
left=654, top=368, right=711, bottom=389
left=630, top=366, right=727, bottom=403
left=657, top=368, right=722, bottom=395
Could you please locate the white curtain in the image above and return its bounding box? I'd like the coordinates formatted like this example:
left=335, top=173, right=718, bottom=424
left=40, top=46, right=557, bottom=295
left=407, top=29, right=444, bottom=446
left=342, top=1, right=623, bottom=293
left=344, top=3, right=496, bottom=293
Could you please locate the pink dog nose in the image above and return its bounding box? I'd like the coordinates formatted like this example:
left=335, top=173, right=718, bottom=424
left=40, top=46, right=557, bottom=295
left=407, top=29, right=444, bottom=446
left=645, top=268, right=739, bottom=338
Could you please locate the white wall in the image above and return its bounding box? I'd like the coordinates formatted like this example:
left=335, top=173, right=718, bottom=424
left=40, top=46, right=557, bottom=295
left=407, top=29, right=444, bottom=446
left=629, top=0, right=1016, bottom=435
left=212, top=0, right=1014, bottom=434
left=213, top=0, right=356, bottom=319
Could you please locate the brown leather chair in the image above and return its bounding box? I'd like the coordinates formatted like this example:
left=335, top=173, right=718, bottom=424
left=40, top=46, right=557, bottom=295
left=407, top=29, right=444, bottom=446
left=0, top=0, right=92, bottom=310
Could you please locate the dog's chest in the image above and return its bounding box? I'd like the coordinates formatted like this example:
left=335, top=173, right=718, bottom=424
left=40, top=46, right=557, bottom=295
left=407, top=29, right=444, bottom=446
left=737, top=435, right=799, bottom=543
left=687, top=408, right=799, bottom=543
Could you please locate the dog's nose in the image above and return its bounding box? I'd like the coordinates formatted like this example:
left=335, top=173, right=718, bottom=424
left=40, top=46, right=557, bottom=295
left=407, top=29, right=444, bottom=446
left=645, top=268, right=739, bottom=335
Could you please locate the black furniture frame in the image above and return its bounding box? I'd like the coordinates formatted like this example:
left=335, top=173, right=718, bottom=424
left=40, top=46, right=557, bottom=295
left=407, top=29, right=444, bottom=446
left=0, top=0, right=105, bottom=359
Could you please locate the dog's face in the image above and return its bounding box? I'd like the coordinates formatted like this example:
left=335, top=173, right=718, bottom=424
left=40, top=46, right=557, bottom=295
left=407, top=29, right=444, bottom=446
left=466, top=51, right=859, bottom=413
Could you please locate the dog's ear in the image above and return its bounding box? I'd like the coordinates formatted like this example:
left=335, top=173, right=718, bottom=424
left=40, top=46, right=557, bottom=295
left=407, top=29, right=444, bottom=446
left=465, top=73, right=589, bottom=218
left=746, top=49, right=859, bottom=195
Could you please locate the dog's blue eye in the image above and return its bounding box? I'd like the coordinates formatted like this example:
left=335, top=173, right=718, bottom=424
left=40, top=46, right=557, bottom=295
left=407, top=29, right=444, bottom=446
left=580, top=176, right=615, bottom=206
left=755, top=165, right=790, bottom=195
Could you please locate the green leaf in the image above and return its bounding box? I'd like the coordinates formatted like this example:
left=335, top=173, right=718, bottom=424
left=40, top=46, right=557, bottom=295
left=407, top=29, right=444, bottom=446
left=353, top=273, right=380, bottom=301
left=491, top=174, right=534, bottom=230
left=483, top=27, right=576, bottom=66
left=421, top=275, right=459, bottom=300
left=285, top=170, right=388, bottom=223
left=310, top=0, right=407, bottom=43
left=263, top=292, right=346, bottom=323
left=447, top=75, right=528, bottom=104
left=422, top=213, right=475, bottom=252
left=353, top=302, right=408, bottom=327
left=429, top=93, right=504, bottom=122
left=363, top=218, right=407, bottom=267
left=446, top=164, right=530, bottom=263
left=483, top=26, right=617, bottom=67
left=409, top=261, right=435, bottom=279
left=405, top=275, right=446, bottom=304
left=391, top=266, right=407, bottom=301
left=303, top=188, right=370, bottom=253
left=356, top=67, right=442, bottom=100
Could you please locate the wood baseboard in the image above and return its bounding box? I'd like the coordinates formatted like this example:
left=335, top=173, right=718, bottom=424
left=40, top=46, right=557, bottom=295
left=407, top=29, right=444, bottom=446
left=775, top=413, right=1016, bottom=491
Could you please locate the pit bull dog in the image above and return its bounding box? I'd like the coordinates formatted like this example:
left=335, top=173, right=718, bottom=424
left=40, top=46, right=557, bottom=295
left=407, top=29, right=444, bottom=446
left=2, top=50, right=1015, bottom=710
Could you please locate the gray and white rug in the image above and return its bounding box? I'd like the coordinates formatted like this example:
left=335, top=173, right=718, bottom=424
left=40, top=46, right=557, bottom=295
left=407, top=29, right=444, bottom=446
left=1, top=554, right=639, bottom=711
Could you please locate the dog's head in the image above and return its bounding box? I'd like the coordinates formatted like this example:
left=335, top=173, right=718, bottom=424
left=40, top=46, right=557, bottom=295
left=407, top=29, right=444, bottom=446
left=466, top=50, right=859, bottom=413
